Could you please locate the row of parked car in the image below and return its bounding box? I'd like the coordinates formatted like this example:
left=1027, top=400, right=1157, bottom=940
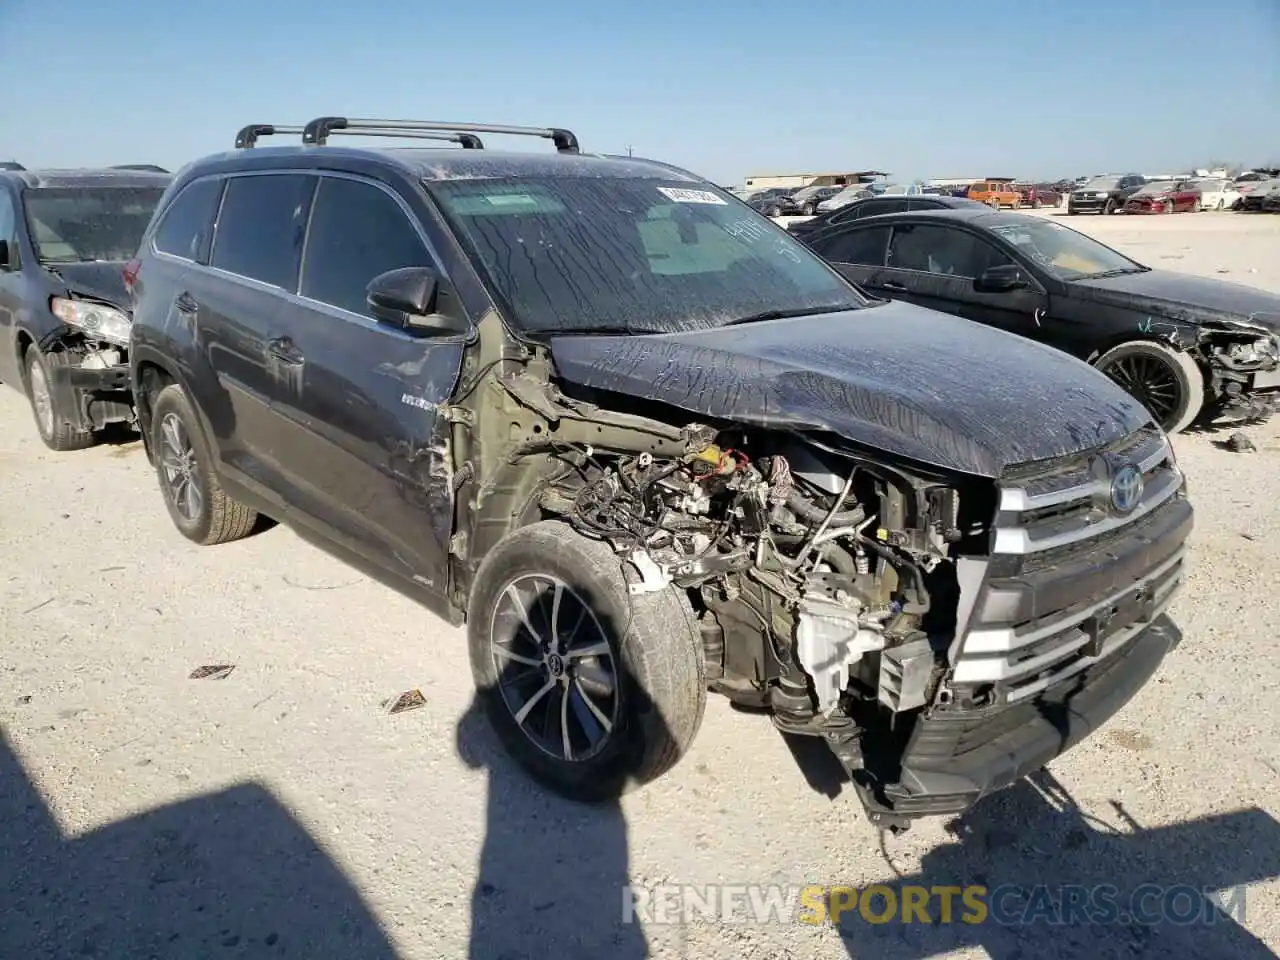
left=743, top=170, right=1280, bottom=219
left=0, top=122, right=1273, bottom=832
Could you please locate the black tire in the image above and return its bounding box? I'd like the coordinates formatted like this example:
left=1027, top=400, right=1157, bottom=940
left=467, top=521, right=705, bottom=802
left=1067, top=207, right=1079, bottom=215
left=1094, top=340, right=1206, bottom=434
left=25, top=348, right=96, bottom=452
left=149, top=383, right=258, bottom=545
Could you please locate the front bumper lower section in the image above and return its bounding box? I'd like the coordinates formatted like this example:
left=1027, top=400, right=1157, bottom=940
left=831, top=426, right=1191, bottom=830
left=49, top=362, right=133, bottom=431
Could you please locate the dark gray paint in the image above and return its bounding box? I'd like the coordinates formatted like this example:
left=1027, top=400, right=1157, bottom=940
left=549, top=300, right=1151, bottom=478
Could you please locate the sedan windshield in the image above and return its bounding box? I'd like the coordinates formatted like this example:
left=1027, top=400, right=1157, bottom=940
left=23, top=186, right=165, bottom=262
left=429, top=177, right=867, bottom=335
left=987, top=218, right=1146, bottom=281
left=1081, top=177, right=1120, bottom=191
left=1132, top=181, right=1177, bottom=195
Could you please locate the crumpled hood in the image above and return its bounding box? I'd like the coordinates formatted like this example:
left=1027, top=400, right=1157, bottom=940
left=549, top=300, right=1151, bottom=478
left=1070, top=269, right=1280, bottom=333
left=43, top=261, right=130, bottom=311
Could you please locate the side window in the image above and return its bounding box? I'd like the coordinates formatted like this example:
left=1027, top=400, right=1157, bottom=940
left=810, top=226, right=890, bottom=266
left=887, top=224, right=1012, bottom=278
left=211, top=174, right=316, bottom=290
left=299, top=177, right=432, bottom=318
left=0, top=190, right=16, bottom=270
left=153, top=177, right=223, bottom=263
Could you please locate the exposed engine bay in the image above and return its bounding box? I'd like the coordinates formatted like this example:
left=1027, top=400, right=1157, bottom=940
left=537, top=428, right=987, bottom=750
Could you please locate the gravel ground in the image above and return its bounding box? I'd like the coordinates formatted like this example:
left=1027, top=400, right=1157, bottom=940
left=2, top=210, right=1279, bottom=960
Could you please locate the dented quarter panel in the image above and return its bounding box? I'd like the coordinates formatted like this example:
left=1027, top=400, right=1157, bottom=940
left=549, top=300, right=1151, bottom=478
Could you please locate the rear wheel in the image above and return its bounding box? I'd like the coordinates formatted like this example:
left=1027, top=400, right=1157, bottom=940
left=24, top=348, right=96, bottom=452
left=467, top=521, right=706, bottom=801
left=1094, top=340, right=1205, bottom=433
left=150, top=383, right=258, bottom=544
left=1031, top=198, right=1042, bottom=209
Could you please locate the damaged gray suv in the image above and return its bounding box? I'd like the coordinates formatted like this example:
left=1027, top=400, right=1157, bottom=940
left=128, top=118, right=1193, bottom=830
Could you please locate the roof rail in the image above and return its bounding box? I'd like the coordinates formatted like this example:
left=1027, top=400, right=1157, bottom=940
left=111, top=164, right=169, bottom=173
left=235, top=122, right=486, bottom=150
left=0, top=161, right=25, bottom=171
left=300, top=117, right=579, bottom=154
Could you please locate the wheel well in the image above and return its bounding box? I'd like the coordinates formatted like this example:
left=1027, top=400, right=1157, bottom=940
left=1087, top=335, right=1201, bottom=369
left=133, top=361, right=176, bottom=459
left=15, top=331, right=34, bottom=386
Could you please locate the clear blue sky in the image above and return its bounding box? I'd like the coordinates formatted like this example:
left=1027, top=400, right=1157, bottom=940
left=1, top=0, right=1276, bottom=184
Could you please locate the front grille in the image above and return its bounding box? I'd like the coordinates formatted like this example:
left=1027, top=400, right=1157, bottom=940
left=948, top=425, right=1189, bottom=700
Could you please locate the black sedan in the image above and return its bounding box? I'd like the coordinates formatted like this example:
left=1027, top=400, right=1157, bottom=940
left=800, top=208, right=1280, bottom=432
left=785, top=193, right=987, bottom=238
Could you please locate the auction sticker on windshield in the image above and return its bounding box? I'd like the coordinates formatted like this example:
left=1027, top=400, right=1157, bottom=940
left=658, top=187, right=727, bottom=205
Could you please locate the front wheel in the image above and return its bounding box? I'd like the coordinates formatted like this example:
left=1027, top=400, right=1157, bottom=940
left=467, top=521, right=706, bottom=801
left=1031, top=198, right=1042, bottom=209
left=1094, top=340, right=1206, bottom=434
left=24, top=348, right=96, bottom=452
left=1103, top=198, right=1117, bottom=215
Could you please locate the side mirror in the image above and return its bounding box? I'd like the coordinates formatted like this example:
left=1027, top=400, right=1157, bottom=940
left=974, top=264, right=1029, bottom=293
left=366, top=267, right=468, bottom=336
left=0, top=239, right=9, bottom=270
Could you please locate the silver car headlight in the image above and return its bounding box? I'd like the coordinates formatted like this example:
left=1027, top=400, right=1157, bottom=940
left=51, top=297, right=131, bottom=348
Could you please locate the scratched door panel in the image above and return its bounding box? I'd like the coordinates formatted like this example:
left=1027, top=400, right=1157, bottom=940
left=271, top=296, right=465, bottom=585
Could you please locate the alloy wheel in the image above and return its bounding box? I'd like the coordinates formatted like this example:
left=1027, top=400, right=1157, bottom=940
left=158, top=412, right=204, bottom=523
left=489, top=574, right=619, bottom=762
left=28, top=360, right=54, bottom=438
left=1102, top=354, right=1181, bottom=425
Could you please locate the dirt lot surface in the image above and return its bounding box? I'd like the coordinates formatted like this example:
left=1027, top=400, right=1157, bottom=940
left=2, top=210, right=1279, bottom=959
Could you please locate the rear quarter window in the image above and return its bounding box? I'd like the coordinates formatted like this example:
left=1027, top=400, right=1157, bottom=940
left=153, top=177, right=224, bottom=263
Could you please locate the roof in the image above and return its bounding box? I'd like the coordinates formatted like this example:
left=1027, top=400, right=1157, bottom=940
left=183, top=145, right=702, bottom=184
left=0, top=167, right=172, bottom=190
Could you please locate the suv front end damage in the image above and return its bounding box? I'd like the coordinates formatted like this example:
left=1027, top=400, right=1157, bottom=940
left=449, top=345, right=1191, bottom=830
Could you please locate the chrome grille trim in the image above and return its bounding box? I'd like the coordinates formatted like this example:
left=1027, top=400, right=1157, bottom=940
left=993, top=428, right=1181, bottom=555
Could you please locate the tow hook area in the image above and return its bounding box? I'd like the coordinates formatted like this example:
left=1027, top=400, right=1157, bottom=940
left=819, top=730, right=915, bottom=835
left=46, top=345, right=134, bottom=432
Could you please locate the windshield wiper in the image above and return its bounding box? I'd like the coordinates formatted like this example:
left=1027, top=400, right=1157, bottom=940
left=720, top=304, right=857, bottom=327
left=1076, top=266, right=1150, bottom=280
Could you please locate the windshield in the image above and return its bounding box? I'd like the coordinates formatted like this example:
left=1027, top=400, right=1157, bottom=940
left=1133, top=181, right=1177, bottom=195
left=429, top=177, right=866, bottom=336
left=22, top=186, right=165, bottom=262
left=1081, top=177, right=1120, bottom=191
left=987, top=218, right=1144, bottom=281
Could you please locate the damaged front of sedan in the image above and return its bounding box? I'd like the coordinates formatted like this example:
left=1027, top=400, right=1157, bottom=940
left=0, top=167, right=168, bottom=450
left=423, top=165, right=1195, bottom=831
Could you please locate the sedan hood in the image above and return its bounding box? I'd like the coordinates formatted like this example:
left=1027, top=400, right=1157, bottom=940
left=43, top=261, right=130, bottom=309
left=1070, top=269, right=1280, bottom=334
left=549, top=301, right=1150, bottom=478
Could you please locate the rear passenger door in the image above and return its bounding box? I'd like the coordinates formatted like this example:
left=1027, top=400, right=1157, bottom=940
left=270, top=173, right=467, bottom=590
left=806, top=224, right=891, bottom=294
left=195, top=172, right=316, bottom=498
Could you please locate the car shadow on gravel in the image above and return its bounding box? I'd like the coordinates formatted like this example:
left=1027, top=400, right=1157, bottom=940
left=456, top=697, right=650, bottom=960
left=788, top=743, right=1280, bottom=958
left=0, top=730, right=397, bottom=959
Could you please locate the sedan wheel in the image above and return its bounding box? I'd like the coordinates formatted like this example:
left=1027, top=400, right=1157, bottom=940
left=1094, top=340, right=1205, bottom=433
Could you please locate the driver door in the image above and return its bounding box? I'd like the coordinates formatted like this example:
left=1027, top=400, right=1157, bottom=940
left=269, top=174, right=467, bottom=593
left=870, top=223, right=1049, bottom=336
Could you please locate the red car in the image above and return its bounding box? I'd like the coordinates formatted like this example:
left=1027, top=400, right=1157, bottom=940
left=1123, top=180, right=1199, bottom=214
left=1016, top=183, right=1063, bottom=208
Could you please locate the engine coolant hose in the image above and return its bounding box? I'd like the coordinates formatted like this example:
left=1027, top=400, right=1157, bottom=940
left=786, top=487, right=866, bottom=527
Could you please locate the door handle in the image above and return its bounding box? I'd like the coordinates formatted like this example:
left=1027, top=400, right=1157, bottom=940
left=175, top=292, right=198, bottom=314
left=267, top=336, right=304, bottom=365
left=880, top=280, right=907, bottom=291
